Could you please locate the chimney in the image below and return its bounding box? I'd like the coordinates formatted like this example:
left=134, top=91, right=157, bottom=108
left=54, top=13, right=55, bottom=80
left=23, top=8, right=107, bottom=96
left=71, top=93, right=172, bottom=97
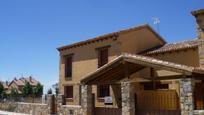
left=192, top=9, right=204, bottom=39
left=29, top=76, right=32, bottom=82
left=6, top=81, right=8, bottom=85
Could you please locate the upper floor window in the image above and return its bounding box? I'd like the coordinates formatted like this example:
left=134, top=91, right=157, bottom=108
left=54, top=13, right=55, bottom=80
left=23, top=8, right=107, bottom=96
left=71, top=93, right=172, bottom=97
left=64, top=54, right=73, bottom=79
left=97, top=46, right=110, bottom=68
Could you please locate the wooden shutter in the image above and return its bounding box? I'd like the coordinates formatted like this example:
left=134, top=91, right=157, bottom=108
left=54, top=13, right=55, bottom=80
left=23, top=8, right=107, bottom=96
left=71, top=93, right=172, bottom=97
left=65, top=86, right=73, bottom=98
left=65, top=55, right=72, bottom=78
left=98, top=85, right=110, bottom=98
left=98, top=47, right=108, bottom=68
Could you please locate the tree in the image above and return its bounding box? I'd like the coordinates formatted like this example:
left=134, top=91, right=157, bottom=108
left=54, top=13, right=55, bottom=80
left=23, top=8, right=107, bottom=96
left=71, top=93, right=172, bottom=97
left=0, top=82, right=5, bottom=99
left=47, top=88, right=52, bottom=94
left=33, top=83, right=43, bottom=97
left=10, top=87, right=19, bottom=101
left=22, top=81, right=33, bottom=97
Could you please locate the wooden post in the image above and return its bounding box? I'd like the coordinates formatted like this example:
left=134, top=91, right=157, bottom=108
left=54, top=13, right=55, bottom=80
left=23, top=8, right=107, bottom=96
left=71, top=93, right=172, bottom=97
left=150, top=68, right=156, bottom=90
left=123, top=61, right=130, bottom=79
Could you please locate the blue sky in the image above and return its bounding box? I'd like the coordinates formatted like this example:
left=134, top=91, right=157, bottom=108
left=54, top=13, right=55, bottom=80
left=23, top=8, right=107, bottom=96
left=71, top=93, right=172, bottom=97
left=0, top=0, right=203, bottom=93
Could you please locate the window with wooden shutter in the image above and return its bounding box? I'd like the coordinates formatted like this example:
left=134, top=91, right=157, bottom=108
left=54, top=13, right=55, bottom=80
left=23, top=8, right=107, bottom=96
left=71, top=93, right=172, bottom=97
left=98, top=85, right=110, bottom=98
left=65, top=55, right=73, bottom=79
left=65, top=86, right=73, bottom=99
left=97, top=46, right=110, bottom=68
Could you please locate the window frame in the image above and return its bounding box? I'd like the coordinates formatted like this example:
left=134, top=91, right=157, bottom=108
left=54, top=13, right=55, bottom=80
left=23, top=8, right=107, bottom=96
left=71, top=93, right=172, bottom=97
left=64, top=54, right=73, bottom=80
left=64, top=85, right=74, bottom=99
left=96, top=45, right=110, bottom=68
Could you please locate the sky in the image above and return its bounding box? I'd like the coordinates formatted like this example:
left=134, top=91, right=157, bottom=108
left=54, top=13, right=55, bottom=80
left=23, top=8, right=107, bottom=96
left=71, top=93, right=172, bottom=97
left=0, top=0, right=203, bottom=93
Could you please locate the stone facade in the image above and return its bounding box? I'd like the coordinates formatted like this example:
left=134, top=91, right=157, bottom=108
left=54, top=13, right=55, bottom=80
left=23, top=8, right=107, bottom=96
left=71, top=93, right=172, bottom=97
left=121, top=81, right=135, bottom=115
left=179, top=78, right=195, bottom=115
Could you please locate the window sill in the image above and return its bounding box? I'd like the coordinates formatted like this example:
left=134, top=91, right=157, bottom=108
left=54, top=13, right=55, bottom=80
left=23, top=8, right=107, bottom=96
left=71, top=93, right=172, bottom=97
left=66, top=98, right=74, bottom=102
left=65, top=77, right=72, bottom=81
left=97, top=97, right=105, bottom=102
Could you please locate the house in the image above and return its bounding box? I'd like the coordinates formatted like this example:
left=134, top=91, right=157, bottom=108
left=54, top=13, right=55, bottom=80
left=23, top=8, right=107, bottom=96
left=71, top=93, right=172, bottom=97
left=7, top=76, right=40, bottom=94
left=1, top=81, right=9, bottom=93
left=58, top=8, right=204, bottom=115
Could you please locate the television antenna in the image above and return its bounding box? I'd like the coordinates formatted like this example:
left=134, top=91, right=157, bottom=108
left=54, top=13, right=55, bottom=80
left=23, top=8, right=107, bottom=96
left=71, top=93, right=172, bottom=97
left=152, top=17, right=160, bottom=33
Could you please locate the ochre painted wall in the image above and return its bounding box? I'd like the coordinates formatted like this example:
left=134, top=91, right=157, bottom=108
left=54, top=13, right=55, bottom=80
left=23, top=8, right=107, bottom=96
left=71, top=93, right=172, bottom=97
left=119, top=28, right=164, bottom=54
left=148, top=48, right=200, bottom=67
left=195, top=13, right=204, bottom=39
left=59, top=27, right=164, bottom=105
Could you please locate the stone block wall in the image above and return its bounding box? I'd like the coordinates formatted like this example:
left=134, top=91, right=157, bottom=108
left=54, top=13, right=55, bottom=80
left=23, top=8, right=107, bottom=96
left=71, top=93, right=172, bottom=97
left=58, top=105, right=82, bottom=115
left=16, top=102, right=49, bottom=115
left=0, top=102, right=49, bottom=115
left=179, top=78, right=195, bottom=115
left=121, top=81, right=135, bottom=115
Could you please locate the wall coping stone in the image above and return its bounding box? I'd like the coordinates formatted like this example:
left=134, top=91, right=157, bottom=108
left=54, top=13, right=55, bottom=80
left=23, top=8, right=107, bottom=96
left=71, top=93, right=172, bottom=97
left=61, top=105, right=81, bottom=108
left=17, top=102, right=47, bottom=106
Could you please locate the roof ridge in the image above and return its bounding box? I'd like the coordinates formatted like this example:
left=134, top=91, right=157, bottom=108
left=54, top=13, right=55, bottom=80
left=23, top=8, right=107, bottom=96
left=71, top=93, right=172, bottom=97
left=165, top=38, right=198, bottom=45
left=57, top=24, right=166, bottom=51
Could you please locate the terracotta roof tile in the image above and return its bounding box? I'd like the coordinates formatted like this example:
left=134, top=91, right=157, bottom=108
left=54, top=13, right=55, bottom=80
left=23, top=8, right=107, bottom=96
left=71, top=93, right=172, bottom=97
left=145, top=39, right=204, bottom=55
left=192, top=8, right=204, bottom=16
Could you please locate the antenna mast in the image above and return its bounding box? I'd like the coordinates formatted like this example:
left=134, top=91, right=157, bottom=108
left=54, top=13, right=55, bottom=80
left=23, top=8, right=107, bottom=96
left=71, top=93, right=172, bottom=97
left=152, top=17, right=160, bottom=33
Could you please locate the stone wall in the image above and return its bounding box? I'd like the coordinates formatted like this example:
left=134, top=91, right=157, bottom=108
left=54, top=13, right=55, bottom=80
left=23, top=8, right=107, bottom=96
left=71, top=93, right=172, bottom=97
left=0, top=102, right=49, bottom=115
left=121, top=81, right=135, bottom=115
left=58, top=105, right=82, bottom=115
left=194, top=110, right=204, bottom=115
left=179, top=78, right=195, bottom=115
left=16, top=102, right=49, bottom=115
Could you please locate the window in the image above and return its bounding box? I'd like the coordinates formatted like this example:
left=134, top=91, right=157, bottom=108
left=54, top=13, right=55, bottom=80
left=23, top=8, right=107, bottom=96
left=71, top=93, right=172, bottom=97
left=98, top=85, right=110, bottom=98
left=65, top=55, right=73, bottom=79
left=97, top=46, right=110, bottom=68
left=65, top=86, right=73, bottom=99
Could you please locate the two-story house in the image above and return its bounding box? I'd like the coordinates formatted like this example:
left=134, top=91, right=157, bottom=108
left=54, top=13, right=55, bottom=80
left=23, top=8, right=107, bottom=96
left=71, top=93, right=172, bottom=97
left=58, top=8, right=204, bottom=115
left=58, top=24, right=165, bottom=105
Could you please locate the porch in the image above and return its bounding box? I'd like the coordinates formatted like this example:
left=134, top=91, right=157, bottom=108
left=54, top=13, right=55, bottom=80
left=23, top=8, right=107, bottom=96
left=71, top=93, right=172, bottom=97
left=80, top=54, right=204, bottom=115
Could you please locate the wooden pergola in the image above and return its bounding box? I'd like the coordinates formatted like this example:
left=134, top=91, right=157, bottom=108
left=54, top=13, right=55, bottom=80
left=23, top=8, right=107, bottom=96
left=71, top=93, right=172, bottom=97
left=80, top=54, right=204, bottom=115
left=81, top=54, right=204, bottom=85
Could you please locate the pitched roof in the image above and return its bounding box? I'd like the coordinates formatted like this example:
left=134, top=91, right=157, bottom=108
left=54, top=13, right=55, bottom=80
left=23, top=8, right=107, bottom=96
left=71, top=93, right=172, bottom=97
left=9, top=76, right=40, bottom=87
left=192, top=8, right=204, bottom=16
left=144, top=39, right=204, bottom=55
left=1, top=82, right=9, bottom=89
left=57, top=24, right=166, bottom=51
left=81, top=53, right=204, bottom=84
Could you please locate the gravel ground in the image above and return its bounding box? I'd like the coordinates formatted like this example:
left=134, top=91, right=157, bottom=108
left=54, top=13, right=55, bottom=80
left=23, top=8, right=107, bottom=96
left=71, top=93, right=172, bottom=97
left=0, top=111, right=29, bottom=115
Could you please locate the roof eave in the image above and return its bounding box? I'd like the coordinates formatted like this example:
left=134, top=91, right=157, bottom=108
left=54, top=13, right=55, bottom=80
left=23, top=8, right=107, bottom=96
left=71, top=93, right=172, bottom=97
left=57, top=24, right=166, bottom=52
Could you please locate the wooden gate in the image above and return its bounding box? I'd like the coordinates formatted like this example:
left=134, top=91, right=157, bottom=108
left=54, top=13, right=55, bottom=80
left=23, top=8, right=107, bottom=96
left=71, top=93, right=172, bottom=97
left=94, top=107, right=122, bottom=115
left=50, top=95, right=57, bottom=114
left=136, top=90, right=181, bottom=115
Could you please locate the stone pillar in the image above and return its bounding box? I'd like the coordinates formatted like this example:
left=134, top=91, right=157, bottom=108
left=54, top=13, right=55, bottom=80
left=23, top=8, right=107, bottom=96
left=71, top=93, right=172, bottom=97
left=179, top=78, right=195, bottom=115
left=81, top=84, right=93, bottom=115
left=57, top=94, right=65, bottom=105
left=47, top=94, right=55, bottom=114
left=74, top=84, right=81, bottom=105
left=121, top=81, right=135, bottom=115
